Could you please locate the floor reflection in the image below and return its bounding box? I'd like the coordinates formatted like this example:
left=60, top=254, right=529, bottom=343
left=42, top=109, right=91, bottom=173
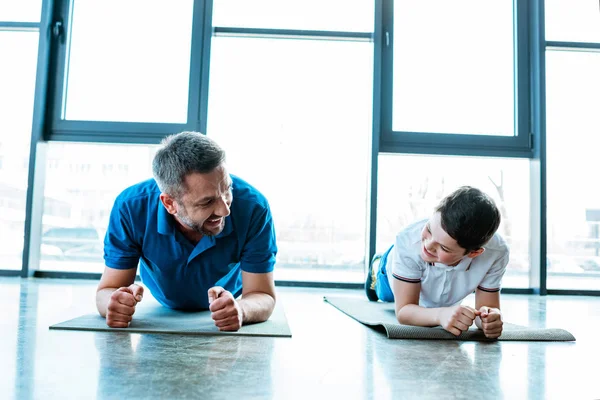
left=2, top=278, right=600, bottom=400
left=94, top=331, right=275, bottom=398
left=13, top=281, right=37, bottom=400
left=0, top=282, right=21, bottom=399
left=368, top=338, right=506, bottom=399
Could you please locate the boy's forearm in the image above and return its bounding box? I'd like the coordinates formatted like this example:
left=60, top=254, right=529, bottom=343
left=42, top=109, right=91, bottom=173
left=396, top=304, right=442, bottom=327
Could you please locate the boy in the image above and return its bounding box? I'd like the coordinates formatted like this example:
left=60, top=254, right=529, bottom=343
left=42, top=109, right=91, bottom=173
left=366, top=186, right=508, bottom=338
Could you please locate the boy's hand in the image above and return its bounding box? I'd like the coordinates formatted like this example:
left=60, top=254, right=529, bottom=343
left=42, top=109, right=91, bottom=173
left=438, top=305, right=479, bottom=336
left=208, top=286, right=243, bottom=331
left=478, top=306, right=503, bottom=338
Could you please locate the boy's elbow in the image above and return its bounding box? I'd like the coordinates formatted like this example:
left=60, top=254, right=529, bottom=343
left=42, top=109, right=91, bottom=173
left=396, top=305, right=410, bottom=325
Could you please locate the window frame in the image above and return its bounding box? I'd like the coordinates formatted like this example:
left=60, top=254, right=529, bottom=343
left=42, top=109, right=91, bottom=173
left=44, top=0, right=212, bottom=144
left=208, top=17, right=375, bottom=284
left=544, top=18, right=600, bottom=293
left=378, top=0, right=532, bottom=158
left=0, top=4, right=48, bottom=277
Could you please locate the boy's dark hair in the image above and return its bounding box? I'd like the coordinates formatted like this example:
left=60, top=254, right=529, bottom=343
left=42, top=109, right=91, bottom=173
left=435, top=186, right=501, bottom=252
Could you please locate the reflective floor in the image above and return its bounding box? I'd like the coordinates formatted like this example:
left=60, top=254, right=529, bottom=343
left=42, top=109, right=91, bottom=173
left=1, top=277, right=599, bottom=400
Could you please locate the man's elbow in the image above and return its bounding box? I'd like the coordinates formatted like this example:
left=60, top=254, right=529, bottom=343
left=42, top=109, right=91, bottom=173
left=260, top=288, right=277, bottom=306
left=95, top=287, right=111, bottom=318
left=241, top=291, right=276, bottom=323
left=263, top=292, right=277, bottom=322
left=263, top=292, right=276, bottom=316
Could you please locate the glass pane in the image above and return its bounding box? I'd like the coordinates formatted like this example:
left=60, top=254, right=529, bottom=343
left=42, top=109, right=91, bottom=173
left=0, top=0, right=42, bottom=22
left=377, top=154, right=531, bottom=288
left=212, top=0, right=374, bottom=32
left=392, top=0, right=515, bottom=136
left=0, top=31, right=38, bottom=270
left=40, top=143, right=157, bottom=272
left=64, top=0, right=193, bottom=123
left=208, top=37, right=373, bottom=283
left=545, top=0, right=600, bottom=42
left=546, top=51, right=600, bottom=290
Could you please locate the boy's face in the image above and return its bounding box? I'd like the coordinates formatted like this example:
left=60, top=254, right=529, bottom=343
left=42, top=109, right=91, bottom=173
left=420, top=212, right=482, bottom=266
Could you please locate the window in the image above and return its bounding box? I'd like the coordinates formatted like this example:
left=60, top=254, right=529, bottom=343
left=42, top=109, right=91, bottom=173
left=212, top=0, right=374, bottom=31
left=545, top=0, right=600, bottom=42
left=40, top=142, right=157, bottom=273
left=0, top=30, right=39, bottom=270
left=207, top=36, right=373, bottom=284
left=0, top=1, right=42, bottom=22
left=393, top=1, right=514, bottom=136
left=380, top=0, right=530, bottom=156
left=46, top=0, right=206, bottom=142
left=62, top=1, right=193, bottom=123
left=546, top=50, right=600, bottom=290
left=377, top=154, right=531, bottom=288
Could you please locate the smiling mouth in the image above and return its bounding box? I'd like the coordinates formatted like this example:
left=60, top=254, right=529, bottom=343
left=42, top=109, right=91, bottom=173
left=206, top=217, right=222, bottom=225
left=423, top=246, right=435, bottom=258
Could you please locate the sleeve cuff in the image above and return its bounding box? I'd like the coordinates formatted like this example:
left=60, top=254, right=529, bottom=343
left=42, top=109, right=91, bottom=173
left=392, top=273, right=421, bottom=283
left=477, top=285, right=500, bottom=293
left=240, top=262, right=275, bottom=274
left=104, top=257, right=139, bottom=270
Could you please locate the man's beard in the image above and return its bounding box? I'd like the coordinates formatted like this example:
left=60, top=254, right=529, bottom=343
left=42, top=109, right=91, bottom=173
left=176, top=211, right=220, bottom=236
left=175, top=211, right=222, bottom=236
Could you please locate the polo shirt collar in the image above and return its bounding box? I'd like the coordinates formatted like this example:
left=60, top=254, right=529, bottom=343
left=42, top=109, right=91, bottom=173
left=433, top=256, right=473, bottom=272
left=185, top=215, right=232, bottom=262
left=216, top=215, right=233, bottom=238
left=157, top=201, right=175, bottom=235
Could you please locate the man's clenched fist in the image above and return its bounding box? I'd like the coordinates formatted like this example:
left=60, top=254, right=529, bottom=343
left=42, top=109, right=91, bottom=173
left=208, top=286, right=243, bottom=331
left=106, top=284, right=144, bottom=328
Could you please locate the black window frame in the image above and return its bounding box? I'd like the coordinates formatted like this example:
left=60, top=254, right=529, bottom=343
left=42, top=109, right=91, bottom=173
left=378, top=0, right=533, bottom=158
left=44, top=0, right=212, bottom=144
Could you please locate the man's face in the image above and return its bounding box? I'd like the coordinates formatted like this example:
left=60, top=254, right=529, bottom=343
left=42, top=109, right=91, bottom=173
left=173, top=165, right=233, bottom=237
left=420, top=212, right=471, bottom=266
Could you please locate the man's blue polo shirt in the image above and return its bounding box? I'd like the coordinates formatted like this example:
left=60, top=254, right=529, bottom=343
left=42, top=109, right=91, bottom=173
left=103, top=175, right=277, bottom=310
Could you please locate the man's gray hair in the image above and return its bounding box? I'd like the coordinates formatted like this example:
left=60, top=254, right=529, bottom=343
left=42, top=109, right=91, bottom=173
left=152, top=131, right=226, bottom=198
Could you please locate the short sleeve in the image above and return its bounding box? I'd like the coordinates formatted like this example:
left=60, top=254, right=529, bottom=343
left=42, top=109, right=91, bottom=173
left=477, top=253, right=509, bottom=292
left=103, top=200, right=141, bottom=270
left=240, top=206, right=277, bottom=273
left=390, top=243, right=423, bottom=283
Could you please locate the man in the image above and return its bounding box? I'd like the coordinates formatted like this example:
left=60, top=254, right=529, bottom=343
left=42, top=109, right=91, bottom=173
left=96, top=131, right=277, bottom=331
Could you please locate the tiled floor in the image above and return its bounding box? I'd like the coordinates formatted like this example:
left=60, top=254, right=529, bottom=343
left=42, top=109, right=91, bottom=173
left=2, top=277, right=599, bottom=400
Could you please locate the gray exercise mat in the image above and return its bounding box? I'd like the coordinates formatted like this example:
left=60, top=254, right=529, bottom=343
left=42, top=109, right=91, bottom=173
left=50, top=301, right=292, bottom=338
left=324, top=296, right=575, bottom=341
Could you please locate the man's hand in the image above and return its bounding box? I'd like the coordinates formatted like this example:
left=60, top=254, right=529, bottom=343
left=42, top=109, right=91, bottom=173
left=208, top=286, right=243, bottom=331
left=438, top=305, right=479, bottom=336
left=105, top=284, right=144, bottom=328
left=478, top=306, right=503, bottom=338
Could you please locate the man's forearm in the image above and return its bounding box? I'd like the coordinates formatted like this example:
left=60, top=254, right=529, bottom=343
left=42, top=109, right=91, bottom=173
left=96, top=288, right=117, bottom=317
left=238, top=292, right=276, bottom=324
left=396, top=304, right=443, bottom=327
